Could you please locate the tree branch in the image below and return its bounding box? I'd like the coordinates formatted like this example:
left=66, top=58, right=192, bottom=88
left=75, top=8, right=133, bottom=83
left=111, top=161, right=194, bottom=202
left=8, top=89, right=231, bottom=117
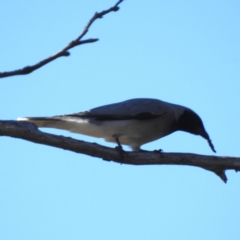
left=0, top=0, right=124, bottom=78
left=1, top=120, right=239, bottom=183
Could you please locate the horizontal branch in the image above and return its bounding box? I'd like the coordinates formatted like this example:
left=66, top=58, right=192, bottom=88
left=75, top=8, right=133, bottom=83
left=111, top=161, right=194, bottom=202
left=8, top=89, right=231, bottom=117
left=0, top=0, right=124, bottom=78
left=1, top=120, right=239, bottom=183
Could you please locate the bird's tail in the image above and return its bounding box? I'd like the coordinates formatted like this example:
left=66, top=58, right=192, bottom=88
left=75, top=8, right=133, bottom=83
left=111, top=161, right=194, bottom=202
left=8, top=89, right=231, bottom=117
left=17, top=116, right=103, bottom=137
left=17, top=117, right=64, bottom=128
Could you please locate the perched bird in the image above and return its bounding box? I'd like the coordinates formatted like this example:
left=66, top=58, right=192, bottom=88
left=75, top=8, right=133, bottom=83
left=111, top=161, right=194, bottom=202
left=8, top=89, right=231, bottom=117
left=17, top=98, right=216, bottom=152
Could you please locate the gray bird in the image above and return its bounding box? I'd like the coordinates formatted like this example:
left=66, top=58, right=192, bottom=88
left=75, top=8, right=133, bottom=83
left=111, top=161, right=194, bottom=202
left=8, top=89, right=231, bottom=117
left=17, top=98, right=216, bottom=152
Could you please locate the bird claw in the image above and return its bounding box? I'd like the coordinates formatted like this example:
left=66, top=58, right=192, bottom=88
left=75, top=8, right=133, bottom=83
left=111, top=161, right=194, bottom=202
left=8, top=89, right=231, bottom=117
left=138, top=149, right=163, bottom=154
left=153, top=149, right=163, bottom=153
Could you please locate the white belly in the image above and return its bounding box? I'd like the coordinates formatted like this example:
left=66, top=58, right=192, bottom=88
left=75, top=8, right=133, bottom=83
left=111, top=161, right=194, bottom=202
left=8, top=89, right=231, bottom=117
left=63, top=115, right=175, bottom=150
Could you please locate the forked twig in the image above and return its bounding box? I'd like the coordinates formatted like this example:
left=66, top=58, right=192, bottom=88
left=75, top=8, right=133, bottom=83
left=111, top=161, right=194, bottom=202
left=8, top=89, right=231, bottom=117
left=0, top=0, right=124, bottom=78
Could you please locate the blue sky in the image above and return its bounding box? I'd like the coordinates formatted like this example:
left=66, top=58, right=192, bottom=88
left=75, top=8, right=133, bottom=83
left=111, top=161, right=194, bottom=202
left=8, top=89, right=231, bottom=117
left=1, top=0, right=240, bottom=239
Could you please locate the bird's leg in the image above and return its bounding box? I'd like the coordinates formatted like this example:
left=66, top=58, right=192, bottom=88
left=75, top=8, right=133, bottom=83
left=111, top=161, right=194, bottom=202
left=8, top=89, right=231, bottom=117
left=113, top=135, right=125, bottom=161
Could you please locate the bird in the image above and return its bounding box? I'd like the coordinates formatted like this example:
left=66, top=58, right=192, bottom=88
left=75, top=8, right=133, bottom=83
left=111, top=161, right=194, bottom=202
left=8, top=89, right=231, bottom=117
left=17, top=98, right=216, bottom=153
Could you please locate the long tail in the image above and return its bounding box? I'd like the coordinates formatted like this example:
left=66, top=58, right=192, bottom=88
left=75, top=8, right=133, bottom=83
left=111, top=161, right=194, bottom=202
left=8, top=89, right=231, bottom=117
left=17, top=117, right=65, bottom=129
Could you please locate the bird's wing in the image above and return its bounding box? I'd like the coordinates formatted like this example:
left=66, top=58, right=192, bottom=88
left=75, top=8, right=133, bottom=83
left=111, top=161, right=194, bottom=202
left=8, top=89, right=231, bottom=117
left=55, top=98, right=171, bottom=121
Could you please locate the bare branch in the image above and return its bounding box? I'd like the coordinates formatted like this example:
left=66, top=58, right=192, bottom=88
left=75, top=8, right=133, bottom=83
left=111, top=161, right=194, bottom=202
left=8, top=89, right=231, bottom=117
left=0, top=0, right=124, bottom=78
left=76, top=0, right=123, bottom=41
left=1, top=120, right=239, bottom=183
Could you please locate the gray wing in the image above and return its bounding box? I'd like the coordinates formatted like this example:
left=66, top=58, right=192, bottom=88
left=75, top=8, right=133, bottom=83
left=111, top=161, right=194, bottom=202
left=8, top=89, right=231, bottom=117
left=56, top=98, right=172, bottom=120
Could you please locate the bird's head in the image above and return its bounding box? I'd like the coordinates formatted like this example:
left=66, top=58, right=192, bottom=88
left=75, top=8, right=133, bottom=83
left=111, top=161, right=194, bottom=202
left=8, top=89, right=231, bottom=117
left=177, top=109, right=216, bottom=153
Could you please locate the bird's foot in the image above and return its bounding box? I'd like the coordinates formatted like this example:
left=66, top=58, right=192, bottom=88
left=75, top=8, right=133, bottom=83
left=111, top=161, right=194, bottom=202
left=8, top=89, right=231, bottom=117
left=153, top=149, right=163, bottom=153
left=137, top=149, right=163, bottom=153
left=153, top=149, right=163, bottom=158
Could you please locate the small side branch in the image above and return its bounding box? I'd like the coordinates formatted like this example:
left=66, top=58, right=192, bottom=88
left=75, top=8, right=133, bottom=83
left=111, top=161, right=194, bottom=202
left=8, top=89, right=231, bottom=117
left=0, top=0, right=124, bottom=78
left=1, top=120, right=240, bottom=183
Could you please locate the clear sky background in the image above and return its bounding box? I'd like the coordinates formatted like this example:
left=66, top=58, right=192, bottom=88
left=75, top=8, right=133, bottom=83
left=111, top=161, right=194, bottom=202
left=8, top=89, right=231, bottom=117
left=1, top=0, right=240, bottom=239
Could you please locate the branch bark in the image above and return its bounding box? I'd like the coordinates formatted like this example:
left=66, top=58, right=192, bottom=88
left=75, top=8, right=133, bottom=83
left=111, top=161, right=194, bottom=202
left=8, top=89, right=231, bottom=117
left=0, top=0, right=124, bottom=78
left=1, top=120, right=239, bottom=183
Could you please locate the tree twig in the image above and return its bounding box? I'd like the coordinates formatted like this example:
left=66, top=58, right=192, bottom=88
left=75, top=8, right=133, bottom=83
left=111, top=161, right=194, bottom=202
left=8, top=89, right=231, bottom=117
left=0, top=0, right=124, bottom=78
left=1, top=120, right=239, bottom=183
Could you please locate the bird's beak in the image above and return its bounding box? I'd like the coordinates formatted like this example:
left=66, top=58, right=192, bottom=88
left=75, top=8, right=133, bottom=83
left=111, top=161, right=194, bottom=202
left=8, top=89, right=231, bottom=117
left=199, top=128, right=216, bottom=153
left=207, top=139, right=216, bottom=153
